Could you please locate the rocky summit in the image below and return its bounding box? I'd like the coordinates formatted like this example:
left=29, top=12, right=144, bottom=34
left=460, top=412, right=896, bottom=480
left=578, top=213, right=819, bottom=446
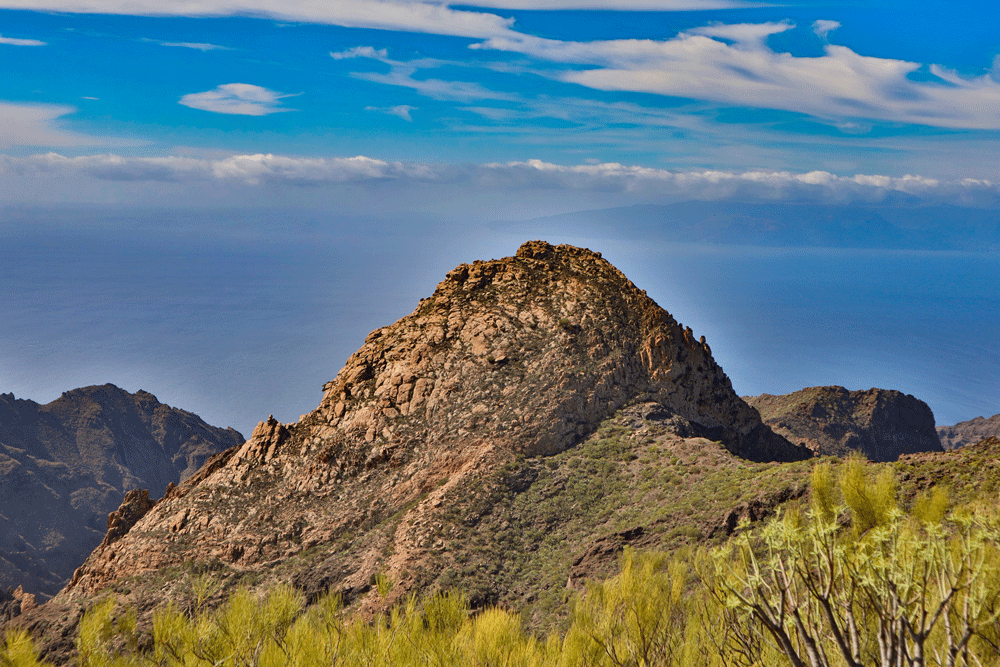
left=0, top=385, right=244, bottom=601
left=65, top=242, right=806, bottom=580
left=745, top=386, right=943, bottom=462
left=10, top=241, right=811, bottom=660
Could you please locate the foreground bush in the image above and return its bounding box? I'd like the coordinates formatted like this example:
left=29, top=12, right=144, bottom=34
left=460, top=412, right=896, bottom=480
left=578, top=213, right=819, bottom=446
left=705, top=459, right=1000, bottom=667
left=6, top=459, right=1000, bottom=667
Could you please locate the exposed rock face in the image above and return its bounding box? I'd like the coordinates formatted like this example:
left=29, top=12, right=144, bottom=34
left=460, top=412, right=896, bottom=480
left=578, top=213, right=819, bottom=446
left=55, top=242, right=806, bottom=620
left=745, top=386, right=942, bottom=462
left=0, top=385, right=244, bottom=599
left=99, top=490, right=157, bottom=549
left=938, top=414, right=1000, bottom=450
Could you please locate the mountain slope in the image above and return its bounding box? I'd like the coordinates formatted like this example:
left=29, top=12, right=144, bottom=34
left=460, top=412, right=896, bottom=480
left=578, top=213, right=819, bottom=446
left=43, top=242, right=805, bottom=609
left=744, top=386, right=942, bottom=461
left=938, top=413, right=1000, bottom=450
left=0, top=385, right=244, bottom=599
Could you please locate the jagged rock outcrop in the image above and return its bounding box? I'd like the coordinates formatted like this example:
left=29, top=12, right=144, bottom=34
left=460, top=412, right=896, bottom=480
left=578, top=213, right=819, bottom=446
left=0, top=385, right=243, bottom=599
left=745, top=386, right=942, bottom=462
left=0, top=586, right=36, bottom=625
left=938, top=413, right=1000, bottom=450
left=99, top=490, right=157, bottom=549
left=61, top=241, right=806, bottom=602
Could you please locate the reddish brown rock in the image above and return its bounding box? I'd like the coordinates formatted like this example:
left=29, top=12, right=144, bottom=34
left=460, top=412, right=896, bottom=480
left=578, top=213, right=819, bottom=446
left=99, top=489, right=156, bottom=549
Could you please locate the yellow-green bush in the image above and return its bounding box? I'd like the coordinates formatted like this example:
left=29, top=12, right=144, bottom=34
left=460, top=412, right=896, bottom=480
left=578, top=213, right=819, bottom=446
left=8, top=461, right=1000, bottom=667
left=1, top=629, right=53, bottom=667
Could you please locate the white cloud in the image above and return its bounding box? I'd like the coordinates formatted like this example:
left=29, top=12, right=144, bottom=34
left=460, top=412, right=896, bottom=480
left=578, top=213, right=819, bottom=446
left=356, top=71, right=516, bottom=102
left=365, top=104, right=416, bottom=121
left=350, top=54, right=520, bottom=102
left=0, top=152, right=441, bottom=185
left=3, top=151, right=998, bottom=207
left=0, top=1, right=518, bottom=40
left=474, top=22, right=1000, bottom=130
left=812, top=20, right=840, bottom=40
left=0, top=0, right=758, bottom=32
left=0, top=102, right=128, bottom=148
left=179, top=83, right=296, bottom=116
left=331, top=46, right=388, bottom=60
left=0, top=33, right=45, bottom=45
left=689, top=21, right=793, bottom=45
left=160, top=41, right=230, bottom=50
left=451, top=0, right=752, bottom=7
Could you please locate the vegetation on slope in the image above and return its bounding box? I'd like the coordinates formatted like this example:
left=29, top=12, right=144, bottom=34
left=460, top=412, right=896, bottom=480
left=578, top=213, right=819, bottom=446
left=6, top=444, right=1000, bottom=667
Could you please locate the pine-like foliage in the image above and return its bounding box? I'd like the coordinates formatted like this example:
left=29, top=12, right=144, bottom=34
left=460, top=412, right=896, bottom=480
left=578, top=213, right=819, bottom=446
left=7, top=462, right=1000, bottom=667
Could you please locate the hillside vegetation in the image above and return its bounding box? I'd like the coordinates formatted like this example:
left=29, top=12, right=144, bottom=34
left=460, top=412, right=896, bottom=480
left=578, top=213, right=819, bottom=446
left=5, top=440, right=1000, bottom=667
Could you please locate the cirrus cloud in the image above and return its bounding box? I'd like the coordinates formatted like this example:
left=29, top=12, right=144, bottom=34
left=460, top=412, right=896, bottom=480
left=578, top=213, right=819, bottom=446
left=179, top=83, right=296, bottom=115
left=331, top=46, right=388, bottom=60
left=365, top=104, right=416, bottom=121
left=474, top=21, right=1000, bottom=130
left=159, top=40, right=231, bottom=51
left=0, top=33, right=45, bottom=45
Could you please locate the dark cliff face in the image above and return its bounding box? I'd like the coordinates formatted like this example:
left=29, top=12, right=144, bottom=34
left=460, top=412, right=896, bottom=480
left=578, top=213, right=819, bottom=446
left=938, top=414, right=1000, bottom=450
left=0, top=385, right=244, bottom=598
left=58, top=241, right=806, bottom=608
left=745, top=386, right=943, bottom=462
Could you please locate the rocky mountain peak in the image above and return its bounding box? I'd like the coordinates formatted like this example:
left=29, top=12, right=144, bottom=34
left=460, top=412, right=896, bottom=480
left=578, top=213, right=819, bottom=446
left=310, top=240, right=804, bottom=463
left=59, top=241, right=807, bottom=604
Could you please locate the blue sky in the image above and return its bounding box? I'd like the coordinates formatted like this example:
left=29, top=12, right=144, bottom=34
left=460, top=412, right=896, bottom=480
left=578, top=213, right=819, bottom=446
left=1, top=0, right=998, bottom=436
left=2, top=0, right=1000, bottom=211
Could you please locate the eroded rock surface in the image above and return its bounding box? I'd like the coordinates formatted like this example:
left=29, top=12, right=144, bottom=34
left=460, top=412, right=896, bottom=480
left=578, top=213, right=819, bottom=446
left=745, top=386, right=942, bottom=461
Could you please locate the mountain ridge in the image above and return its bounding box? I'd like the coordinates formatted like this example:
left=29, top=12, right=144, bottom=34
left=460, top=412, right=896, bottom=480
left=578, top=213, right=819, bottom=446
left=938, top=413, right=1000, bottom=450
left=0, top=384, right=244, bottom=600
left=514, top=201, right=1000, bottom=251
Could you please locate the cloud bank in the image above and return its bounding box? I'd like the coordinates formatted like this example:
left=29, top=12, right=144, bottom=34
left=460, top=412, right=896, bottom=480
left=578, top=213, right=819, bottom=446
left=179, top=83, right=296, bottom=115
left=3, top=151, right=998, bottom=207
